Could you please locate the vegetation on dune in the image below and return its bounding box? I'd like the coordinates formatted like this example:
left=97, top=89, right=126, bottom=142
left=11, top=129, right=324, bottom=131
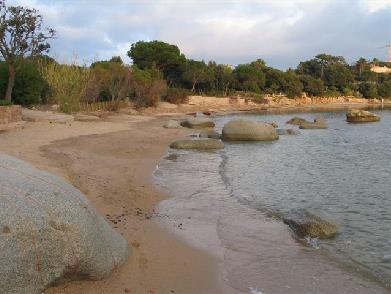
left=0, top=1, right=390, bottom=112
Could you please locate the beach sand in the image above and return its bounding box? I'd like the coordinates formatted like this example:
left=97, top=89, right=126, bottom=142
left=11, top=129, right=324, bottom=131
left=0, top=114, right=237, bottom=294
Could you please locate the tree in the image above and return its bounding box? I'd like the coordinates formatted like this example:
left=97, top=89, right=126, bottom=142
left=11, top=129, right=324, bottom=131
left=359, top=82, right=378, bottom=98
left=127, top=40, right=186, bottom=86
left=315, top=53, right=347, bottom=79
left=264, top=68, right=286, bottom=93
left=282, top=70, right=303, bottom=98
left=182, top=59, right=211, bottom=92
left=88, top=60, right=131, bottom=102
left=233, top=63, right=265, bottom=93
left=299, top=74, right=324, bottom=96
left=0, top=1, right=55, bottom=102
left=213, top=64, right=234, bottom=96
left=324, top=63, right=353, bottom=91
left=378, top=80, right=391, bottom=98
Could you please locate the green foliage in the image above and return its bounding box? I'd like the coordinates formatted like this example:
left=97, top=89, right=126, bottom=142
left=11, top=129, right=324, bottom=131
left=0, top=60, right=48, bottom=105
left=378, top=80, right=391, bottom=98
left=233, top=63, right=265, bottom=93
left=130, top=66, right=167, bottom=108
left=282, top=71, right=303, bottom=98
left=324, top=63, right=354, bottom=91
left=264, top=68, right=286, bottom=93
left=0, top=99, right=12, bottom=106
left=38, top=59, right=90, bottom=113
left=88, top=60, right=131, bottom=102
left=299, top=75, right=324, bottom=96
left=164, top=88, right=189, bottom=104
left=359, top=82, right=378, bottom=99
left=182, top=60, right=212, bottom=92
left=128, top=40, right=186, bottom=85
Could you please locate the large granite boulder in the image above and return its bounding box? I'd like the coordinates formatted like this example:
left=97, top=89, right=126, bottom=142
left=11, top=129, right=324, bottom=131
left=299, top=115, right=328, bottom=129
left=163, top=119, right=182, bottom=129
left=283, top=210, right=339, bottom=239
left=199, top=129, right=221, bottom=139
left=346, top=109, right=381, bottom=123
left=170, top=138, right=224, bottom=150
left=0, top=153, right=130, bottom=294
left=180, top=117, right=215, bottom=129
left=222, top=119, right=278, bottom=141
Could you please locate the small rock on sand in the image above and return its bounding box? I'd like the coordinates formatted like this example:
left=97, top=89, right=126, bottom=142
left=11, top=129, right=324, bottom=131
left=180, top=117, right=215, bottom=129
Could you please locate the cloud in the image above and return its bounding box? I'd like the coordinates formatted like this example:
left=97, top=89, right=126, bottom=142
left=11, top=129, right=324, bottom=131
left=6, top=0, right=391, bottom=69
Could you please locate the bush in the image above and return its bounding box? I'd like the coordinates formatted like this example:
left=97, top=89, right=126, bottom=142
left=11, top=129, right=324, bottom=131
left=164, top=88, right=189, bottom=104
left=130, top=66, right=167, bottom=108
left=0, top=99, right=12, bottom=106
left=378, top=80, right=391, bottom=98
left=359, top=82, right=378, bottom=99
left=0, top=60, right=49, bottom=105
left=38, top=59, right=90, bottom=113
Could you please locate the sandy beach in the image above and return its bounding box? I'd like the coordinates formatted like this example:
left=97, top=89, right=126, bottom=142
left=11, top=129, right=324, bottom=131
left=0, top=113, right=237, bottom=293
left=0, top=104, right=389, bottom=293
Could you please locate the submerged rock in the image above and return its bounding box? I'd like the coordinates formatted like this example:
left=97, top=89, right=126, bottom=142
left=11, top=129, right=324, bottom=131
left=283, top=209, right=339, bottom=239
left=299, top=116, right=328, bottom=129
left=277, top=128, right=301, bottom=135
left=222, top=119, right=279, bottom=141
left=0, top=153, right=130, bottom=294
left=199, top=129, right=221, bottom=139
left=286, top=117, right=308, bottom=125
left=180, top=117, right=215, bottom=129
left=170, top=138, right=224, bottom=150
left=163, top=119, right=182, bottom=129
left=346, top=109, right=381, bottom=123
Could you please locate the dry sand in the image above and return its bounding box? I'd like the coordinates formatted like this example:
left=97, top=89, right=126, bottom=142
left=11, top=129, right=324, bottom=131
left=0, top=114, right=237, bottom=294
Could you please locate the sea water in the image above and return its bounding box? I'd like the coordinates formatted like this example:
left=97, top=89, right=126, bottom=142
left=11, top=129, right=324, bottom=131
left=155, top=109, right=391, bottom=293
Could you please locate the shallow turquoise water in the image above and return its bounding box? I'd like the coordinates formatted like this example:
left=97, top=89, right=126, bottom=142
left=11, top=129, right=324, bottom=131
left=214, top=110, right=391, bottom=287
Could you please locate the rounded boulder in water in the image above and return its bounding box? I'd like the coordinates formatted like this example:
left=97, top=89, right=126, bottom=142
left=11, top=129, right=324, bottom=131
left=222, top=119, right=279, bottom=141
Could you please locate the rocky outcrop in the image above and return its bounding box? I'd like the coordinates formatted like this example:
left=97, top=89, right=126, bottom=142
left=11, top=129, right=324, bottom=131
left=299, top=115, right=328, bottom=129
left=346, top=109, right=381, bottom=123
left=163, top=119, right=182, bottom=129
left=222, top=119, right=278, bottom=141
left=170, top=139, right=224, bottom=150
left=180, top=117, right=215, bottom=129
left=0, top=153, right=130, bottom=294
left=283, top=210, right=339, bottom=239
left=277, top=128, right=301, bottom=135
left=199, top=129, right=221, bottom=139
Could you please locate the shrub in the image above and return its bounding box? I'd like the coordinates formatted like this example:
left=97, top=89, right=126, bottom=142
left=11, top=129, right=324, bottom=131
left=0, top=99, right=12, bottom=106
left=130, top=66, right=167, bottom=108
left=359, top=82, right=378, bottom=99
left=86, top=61, right=132, bottom=103
left=0, top=60, right=49, bottom=105
left=378, top=80, right=391, bottom=98
left=164, top=88, right=189, bottom=104
left=38, top=59, right=90, bottom=113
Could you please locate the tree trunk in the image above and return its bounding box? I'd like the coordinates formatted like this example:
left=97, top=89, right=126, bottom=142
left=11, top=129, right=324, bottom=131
left=5, top=64, right=16, bottom=102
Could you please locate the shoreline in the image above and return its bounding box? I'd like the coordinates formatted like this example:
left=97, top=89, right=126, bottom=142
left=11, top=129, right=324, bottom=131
left=153, top=121, right=390, bottom=293
left=0, top=102, right=389, bottom=293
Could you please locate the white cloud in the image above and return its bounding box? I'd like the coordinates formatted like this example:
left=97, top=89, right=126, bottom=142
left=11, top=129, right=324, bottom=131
left=5, top=0, right=391, bottom=68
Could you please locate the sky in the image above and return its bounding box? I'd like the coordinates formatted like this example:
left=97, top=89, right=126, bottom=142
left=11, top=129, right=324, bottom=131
left=8, top=0, right=391, bottom=69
